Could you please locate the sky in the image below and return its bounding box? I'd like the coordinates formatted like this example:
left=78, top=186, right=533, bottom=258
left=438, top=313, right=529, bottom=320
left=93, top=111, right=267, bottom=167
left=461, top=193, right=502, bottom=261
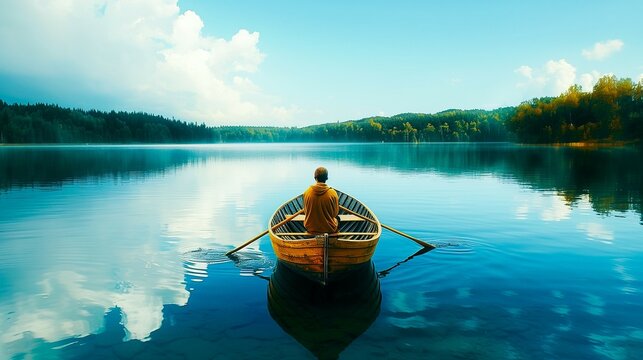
left=0, top=0, right=641, bottom=126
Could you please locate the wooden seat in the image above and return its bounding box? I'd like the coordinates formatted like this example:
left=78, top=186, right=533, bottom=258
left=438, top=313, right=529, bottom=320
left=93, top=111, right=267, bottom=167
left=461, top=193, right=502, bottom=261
left=275, top=232, right=378, bottom=236
left=287, top=214, right=365, bottom=222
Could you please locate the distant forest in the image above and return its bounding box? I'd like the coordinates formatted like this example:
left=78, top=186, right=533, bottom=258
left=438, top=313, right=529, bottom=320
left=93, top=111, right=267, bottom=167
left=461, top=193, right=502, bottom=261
left=0, top=101, right=513, bottom=143
left=507, top=75, right=643, bottom=143
left=0, top=75, right=641, bottom=144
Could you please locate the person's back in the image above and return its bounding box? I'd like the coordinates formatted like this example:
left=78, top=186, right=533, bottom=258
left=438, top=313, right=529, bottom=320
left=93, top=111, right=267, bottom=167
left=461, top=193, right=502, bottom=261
left=303, top=167, right=339, bottom=234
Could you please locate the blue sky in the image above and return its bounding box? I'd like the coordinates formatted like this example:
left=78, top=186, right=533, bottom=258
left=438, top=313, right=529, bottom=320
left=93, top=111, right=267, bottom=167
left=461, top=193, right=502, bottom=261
left=0, top=0, right=641, bottom=126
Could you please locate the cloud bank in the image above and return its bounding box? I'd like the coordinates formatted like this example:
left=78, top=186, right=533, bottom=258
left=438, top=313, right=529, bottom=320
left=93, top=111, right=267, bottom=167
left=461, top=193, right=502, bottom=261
left=582, top=39, right=624, bottom=60
left=513, top=39, right=631, bottom=100
left=0, top=0, right=294, bottom=125
left=515, top=59, right=579, bottom=94
left=515, top=60, right=611, bottom=97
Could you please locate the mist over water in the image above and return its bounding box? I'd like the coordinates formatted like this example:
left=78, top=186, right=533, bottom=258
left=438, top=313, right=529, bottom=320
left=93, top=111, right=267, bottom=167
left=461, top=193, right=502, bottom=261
left=1, top=143, right=642, bottom=359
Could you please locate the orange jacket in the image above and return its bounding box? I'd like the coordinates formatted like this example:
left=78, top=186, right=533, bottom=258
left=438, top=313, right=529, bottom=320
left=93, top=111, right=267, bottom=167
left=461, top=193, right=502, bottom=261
left=303, top=183, right=339, bottom=234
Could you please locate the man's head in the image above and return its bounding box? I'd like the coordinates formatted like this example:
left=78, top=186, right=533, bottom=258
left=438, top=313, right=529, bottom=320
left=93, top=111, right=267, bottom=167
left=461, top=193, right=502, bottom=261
left=314, top=167, right=329, bottom=183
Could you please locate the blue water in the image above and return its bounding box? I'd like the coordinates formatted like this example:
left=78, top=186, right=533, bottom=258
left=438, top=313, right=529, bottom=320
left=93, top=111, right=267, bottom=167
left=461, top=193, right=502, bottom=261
left=1, top=143, right=642, bottom=359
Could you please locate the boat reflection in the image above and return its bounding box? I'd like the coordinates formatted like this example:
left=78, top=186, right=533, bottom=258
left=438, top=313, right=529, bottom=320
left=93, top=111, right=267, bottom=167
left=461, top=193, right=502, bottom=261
left=267, top=260, right=381, bottom=360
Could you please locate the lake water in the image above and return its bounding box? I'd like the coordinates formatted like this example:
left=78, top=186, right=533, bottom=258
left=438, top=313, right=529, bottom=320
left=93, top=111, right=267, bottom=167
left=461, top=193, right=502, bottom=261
left=1, top=143, right=642, bottom=359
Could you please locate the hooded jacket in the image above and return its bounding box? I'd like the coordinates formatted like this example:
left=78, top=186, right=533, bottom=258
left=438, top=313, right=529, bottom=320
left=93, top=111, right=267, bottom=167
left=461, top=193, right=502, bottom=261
left=303, top=182, right=339, bottom=234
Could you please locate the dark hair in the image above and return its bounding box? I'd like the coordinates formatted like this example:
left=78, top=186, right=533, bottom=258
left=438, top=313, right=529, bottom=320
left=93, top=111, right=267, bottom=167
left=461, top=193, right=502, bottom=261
left=314, top=167, right=328, bottom=182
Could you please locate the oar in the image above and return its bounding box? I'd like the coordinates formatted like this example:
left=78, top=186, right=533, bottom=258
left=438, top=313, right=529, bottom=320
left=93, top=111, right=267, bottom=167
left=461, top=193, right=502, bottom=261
left=226, top=208, right=305, bottom=256
left=339, top=205, right=435, bottom=249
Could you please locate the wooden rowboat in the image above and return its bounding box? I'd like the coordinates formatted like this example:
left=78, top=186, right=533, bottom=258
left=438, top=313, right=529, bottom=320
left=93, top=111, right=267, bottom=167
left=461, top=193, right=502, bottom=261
left=268, top=190, right=381, bottom=284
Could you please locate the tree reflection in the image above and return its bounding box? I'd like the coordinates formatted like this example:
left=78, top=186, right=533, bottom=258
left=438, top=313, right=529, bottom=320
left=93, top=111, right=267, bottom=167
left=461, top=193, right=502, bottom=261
left=316, top=144, right=643, bottom=222
left=2, top=144, right=641, bottom=222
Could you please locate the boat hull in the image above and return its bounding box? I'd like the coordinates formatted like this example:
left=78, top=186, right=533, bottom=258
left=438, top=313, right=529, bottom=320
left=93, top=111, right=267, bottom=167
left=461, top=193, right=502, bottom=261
left=269, top=234, right=379, bottom=283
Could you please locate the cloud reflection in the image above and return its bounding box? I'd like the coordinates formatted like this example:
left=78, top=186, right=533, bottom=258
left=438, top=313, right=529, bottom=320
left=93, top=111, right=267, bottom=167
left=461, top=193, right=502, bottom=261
left=541, top=195, right=571, bottom=222
left=614, top=258, right=638, bottom=294
left=2, top=257, right=189, bottom=345
left=514, top=192, right=573, bottom=221
left=0, top=156, right=303, bottom=355
left=162, top=159, right=297, bottom=253
left=577, top=223, right=614, bottom=244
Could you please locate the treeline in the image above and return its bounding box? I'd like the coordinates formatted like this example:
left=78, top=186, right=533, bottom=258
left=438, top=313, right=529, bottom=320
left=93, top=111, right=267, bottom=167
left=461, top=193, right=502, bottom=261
left=211, top=108, right=514, bottom=142
left=2, top=75, right=642, bottom=144
left=0, top=101, right=215, bottom=143
left=507, top=75, right=643, bottom=143
left=0, top=100, right=514, bottom=143
left=303, top=108, right=513, bottom=142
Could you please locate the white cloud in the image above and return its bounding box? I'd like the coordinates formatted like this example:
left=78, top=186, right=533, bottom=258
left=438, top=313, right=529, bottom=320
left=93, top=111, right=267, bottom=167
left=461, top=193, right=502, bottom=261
left=0, top=0, right=293, bottom=125
left=271, top=105, right=302, bottom=123
left=582, top=39, right=624, bottom=60
left=545, top=59, right=577, bottom=94
left=514, top=65, right=533, bottom=79
left=579, top=70, right=602, bottom=92
left=233, top=76, right=260, bottom=93
left=515, top=59, right=576, bottom=95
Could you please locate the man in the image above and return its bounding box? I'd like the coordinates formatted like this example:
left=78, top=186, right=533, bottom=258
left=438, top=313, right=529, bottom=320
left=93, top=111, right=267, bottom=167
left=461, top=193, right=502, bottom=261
left=303, top=167, right=339, bottom=234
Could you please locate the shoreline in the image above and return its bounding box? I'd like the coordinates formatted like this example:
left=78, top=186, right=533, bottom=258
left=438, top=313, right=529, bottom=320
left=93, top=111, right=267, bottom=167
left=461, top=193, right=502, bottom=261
left=1, top=140, right=640, bottom=148
left=550, top=140, right=640, bottom=148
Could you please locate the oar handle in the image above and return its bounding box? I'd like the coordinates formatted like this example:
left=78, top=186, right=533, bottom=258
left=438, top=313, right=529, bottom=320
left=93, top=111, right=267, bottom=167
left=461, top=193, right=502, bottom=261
left=225, top=208, right=305, bottom=256
left=339, top=205, right=435, bottom=249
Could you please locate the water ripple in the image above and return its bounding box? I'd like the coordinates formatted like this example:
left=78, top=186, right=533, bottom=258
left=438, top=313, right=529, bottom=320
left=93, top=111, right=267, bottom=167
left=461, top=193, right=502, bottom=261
left=181, top=247, right=275, bottom=280
left=433, top=240, right=475, bottom=254
left=378, top=235, right=517, bottom=291
left=181, top=247, right=233, bottom=265
left=431, top=235, right=504, bottom=255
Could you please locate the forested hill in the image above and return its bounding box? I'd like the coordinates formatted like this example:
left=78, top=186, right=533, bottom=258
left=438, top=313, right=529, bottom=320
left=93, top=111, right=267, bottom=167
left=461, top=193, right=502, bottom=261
left=292, top=108, right=514, bottom=143
left=507, top=76, right=643, bottom=143
left=217, top=107, right=515, bottom=143
left=0, top=100, right=514, bottom=143
left=1, top=75, right=641, bottom=144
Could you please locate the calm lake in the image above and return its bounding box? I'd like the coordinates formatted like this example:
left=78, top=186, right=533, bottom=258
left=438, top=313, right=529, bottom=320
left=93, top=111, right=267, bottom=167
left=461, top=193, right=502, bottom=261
left=1, top=143, right=642, bottom=359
